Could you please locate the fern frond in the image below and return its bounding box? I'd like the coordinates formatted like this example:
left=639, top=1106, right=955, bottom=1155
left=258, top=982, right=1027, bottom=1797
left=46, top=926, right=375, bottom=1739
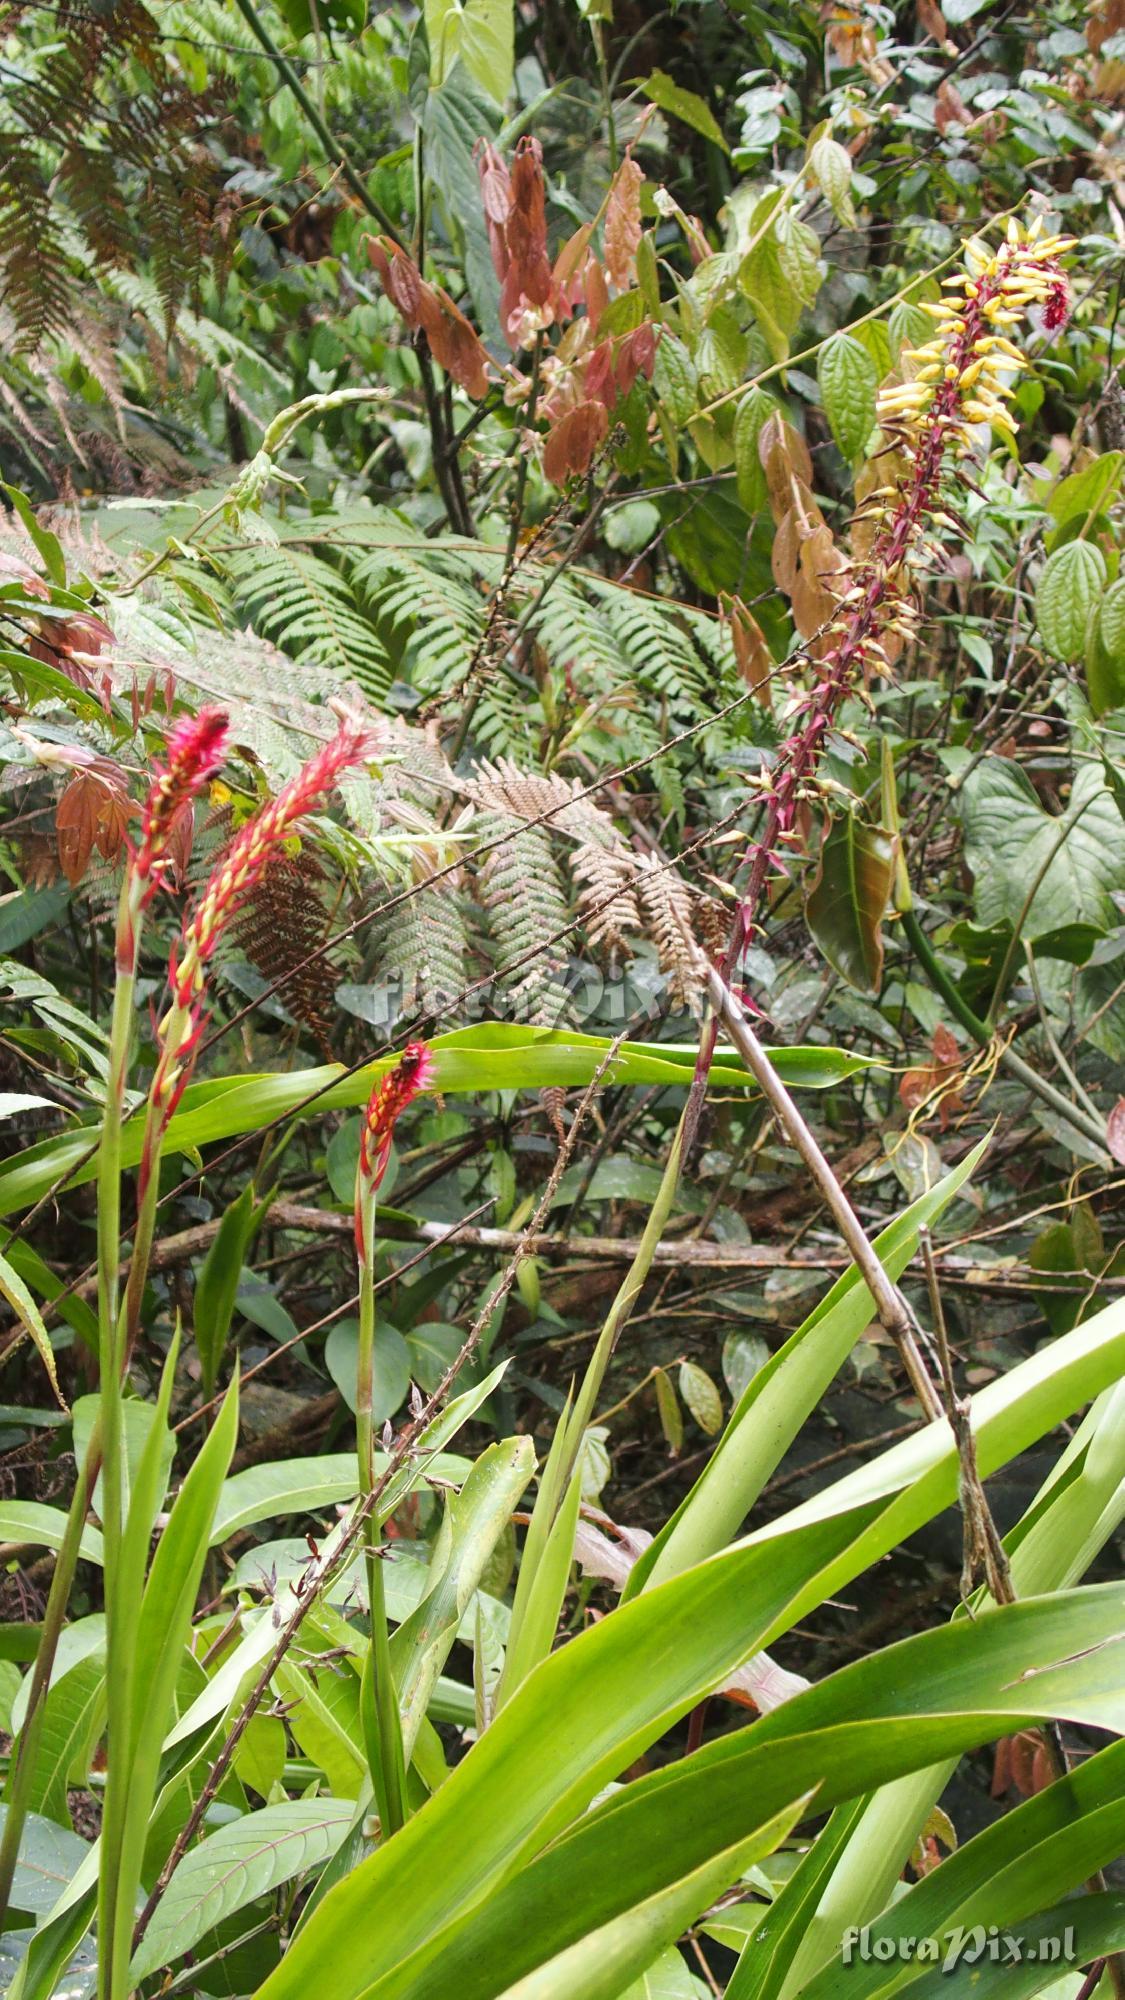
left=221, top=544, right=391, bottom=698
left=476, top=811, right=573, bottom=1025
left=634, top=855, right=702, bottom=1013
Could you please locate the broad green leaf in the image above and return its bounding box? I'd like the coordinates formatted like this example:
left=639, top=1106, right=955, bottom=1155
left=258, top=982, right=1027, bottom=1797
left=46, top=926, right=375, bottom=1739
left=325, top=1318, right=411, bottom=1420
left=0, top=1503, right=102, bottom=1565
left=721, top=1331, right=770, bottom=1401
left=72, top=1393, right=174, bottom=1533
left=621, top=1947, right=710, bottom=1999
left=678, top=1361, right=722, bottom=1436
left=653, top=335, right=698, bottom=426
left=636, top=70, right=728, bottom=149
left=733, top=388, right=778, bottom=511
left=888, top=301, right=931, bottom=362
left=0, top=1808, right=88, bottom=1915
left=1035, top=539, right=1105, bottom=660
left=959, top=759, right=1125, bottom=937
left=1046, top=450, right=1124, bottom=532
left=1088, top=576, right=1125, bottom=715
left=807, top=135, right=855, bottom=226
left=130, top=1798, right=356, bottom=1983
left=818, top=334, right=878, bottom=464
left=805, top=811, right=894, bottom=992
left=21, top=1652, right=105, bottom=1829
left=426, top=0, right=513, bottom=102
left=209, top=1446, right=469, bottom=1544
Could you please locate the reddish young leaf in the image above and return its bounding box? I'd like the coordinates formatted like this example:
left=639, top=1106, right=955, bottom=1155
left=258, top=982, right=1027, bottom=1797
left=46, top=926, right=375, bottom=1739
left=500, top=136, right=554, bottom=347
left=1107, top=1096, right=1125, bottom=1165
left=474, top=139, right=511, bottom=280
left=542, top=400, right=609, bottom=486
left=604, top=157, right=644, bottom=290
left=55, top=764, right=135, bottom=885
left=614, top=321, right=657, bottom=398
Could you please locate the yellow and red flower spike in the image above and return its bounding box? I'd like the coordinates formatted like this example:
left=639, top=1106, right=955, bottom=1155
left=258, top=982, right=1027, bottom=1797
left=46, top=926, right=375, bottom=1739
left=355, top=1042, right=436, bottom=1259
left=169, top=717, right=376, bottom=1014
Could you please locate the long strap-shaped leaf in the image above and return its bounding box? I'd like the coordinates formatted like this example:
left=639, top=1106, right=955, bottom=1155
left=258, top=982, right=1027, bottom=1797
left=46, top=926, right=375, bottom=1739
left=0, top=1027, right=872, bottom=1218
left=280, top=1587, right=1125, bottom=2000
left=249, top=1269, right=1124, bottom=2000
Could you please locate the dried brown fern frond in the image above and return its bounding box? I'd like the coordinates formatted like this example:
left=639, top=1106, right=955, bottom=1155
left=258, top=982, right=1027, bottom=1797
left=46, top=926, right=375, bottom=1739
left=571, top=841, right=642, bottom=950
left=229, top=848, right=340, bottom=1055
left=634, top=854, right=703, bottom=1014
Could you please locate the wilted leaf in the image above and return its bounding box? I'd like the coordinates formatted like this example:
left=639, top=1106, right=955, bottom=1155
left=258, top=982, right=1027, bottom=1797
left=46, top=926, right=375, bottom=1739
left=1107, top=1098, right=1125, bottom=1166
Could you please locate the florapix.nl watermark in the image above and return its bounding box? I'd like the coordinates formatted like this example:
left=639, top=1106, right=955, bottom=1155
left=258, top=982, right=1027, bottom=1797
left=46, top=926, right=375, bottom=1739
left=841, top=1925, right=1079, bottom=1973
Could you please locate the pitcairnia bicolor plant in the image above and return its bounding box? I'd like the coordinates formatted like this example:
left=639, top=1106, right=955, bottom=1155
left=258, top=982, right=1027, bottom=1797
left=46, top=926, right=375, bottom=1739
left=4, top=214, right=1125, bottom=2000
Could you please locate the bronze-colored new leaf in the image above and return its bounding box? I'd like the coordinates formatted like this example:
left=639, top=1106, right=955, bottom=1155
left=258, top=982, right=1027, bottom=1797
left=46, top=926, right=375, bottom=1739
left=806, top=809, right=895, bottom=993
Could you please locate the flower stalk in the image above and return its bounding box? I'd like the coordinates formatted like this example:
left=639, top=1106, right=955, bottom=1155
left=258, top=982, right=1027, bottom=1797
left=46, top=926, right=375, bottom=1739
left=353, top=1042, right=434, bottom=1836
left=685, top=218, right=1072, bottom=1149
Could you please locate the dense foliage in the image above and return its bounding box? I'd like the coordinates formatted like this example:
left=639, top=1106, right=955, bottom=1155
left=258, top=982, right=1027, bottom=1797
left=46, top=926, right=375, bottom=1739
left=0, top=0, right=1123, bottom=1997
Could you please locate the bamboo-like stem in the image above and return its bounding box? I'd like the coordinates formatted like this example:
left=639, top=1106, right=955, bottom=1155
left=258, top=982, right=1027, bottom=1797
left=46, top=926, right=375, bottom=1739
left=355, top=1182, right=407, bottom=1836
left=706, top=966, right=943, bottom=1421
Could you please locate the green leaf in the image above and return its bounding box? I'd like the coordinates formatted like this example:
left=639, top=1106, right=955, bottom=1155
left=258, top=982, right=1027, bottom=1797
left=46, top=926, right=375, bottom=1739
left=652, top=335, right=699, bottom=426
left=130, top=1799, right=356, bottom=1984
left=391, top=1438, right=534, bottom=1759
left=733, top=388, right=778, bottom=511
left=0, top=486, right=66, bottom=587
left=21, top=1652, right=105, bottom=1829
left=325, top=1318, right=411, bottom=1420
left=818, top=334, right=878, bottom=465
left=1046, top=450, right=1124, bottom=533
left=888, top=301, right=931, bottom=363
left=721, top=1331, right=770, bottom=1401
left=636, top=71, right=728, bottom=150
left=72, top=1393, right=175, bottom=1534
left=807, top=135, right=855, bottom=226
left=0, top=1029, right=879, bottom=1220
left=425, top=0, right=513, bottom=102
left=0, top=1248, right=64, bottom=1412
left=0, top=1503, right=102, bottom=1565
left=806, top=812, right=894, bottom=992
left=678, top=1362, right=722, bottom=1436
left=654, top=1368, right=683, bottom=1454
left=1035, top=539, right=1106, bottom=660
left=0, top=885, right=70, bottom=956
left=1088, top=574, right=1125, bottom=715
left=195, top=1184, right=261, bottom=1397
left=0, top=1808, right=88, bottom=1916
left=959, top=759, right=1125, bottom=936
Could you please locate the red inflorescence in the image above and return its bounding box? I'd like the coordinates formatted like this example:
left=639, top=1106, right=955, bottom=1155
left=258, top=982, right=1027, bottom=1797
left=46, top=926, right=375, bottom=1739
left=356, top=1043, right=436, bottom=1251
left=169, top=717, right=375, bottom=1012
left=133, top=708, right=230, bottom=905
